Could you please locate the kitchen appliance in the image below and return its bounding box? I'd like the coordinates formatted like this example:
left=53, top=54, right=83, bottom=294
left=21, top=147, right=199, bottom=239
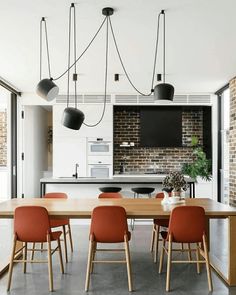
left=87, top=156, right=112, bottom=178
left=88, top=137, right=112, bottom=155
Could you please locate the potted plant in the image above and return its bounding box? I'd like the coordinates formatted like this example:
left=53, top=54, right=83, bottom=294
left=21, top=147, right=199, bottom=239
left=162, top=171, right=188, bottom=197
left=181, top=136, right=212, bottom=182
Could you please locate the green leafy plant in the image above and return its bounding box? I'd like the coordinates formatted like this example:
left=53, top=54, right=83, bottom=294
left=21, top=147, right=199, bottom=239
left=163, top=171, right=188, bottom=192
left=181, top=136, right=212, bottom=181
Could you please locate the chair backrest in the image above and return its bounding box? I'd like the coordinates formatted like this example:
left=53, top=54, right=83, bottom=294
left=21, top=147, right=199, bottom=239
left=44, top=192, right=68, bottom=199
left=155, top=192, right=171, bottom=199
left=14, top=206, right=51, bottom=242
left=168, top=206, right=206, bottom=243
left=90, top=206, right=129, bottom=243
left=98, top=192, right=122, bottom=199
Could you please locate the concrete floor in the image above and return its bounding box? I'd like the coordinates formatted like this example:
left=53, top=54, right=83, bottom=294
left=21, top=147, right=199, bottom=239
left=0, top=223, right=236, bottom=295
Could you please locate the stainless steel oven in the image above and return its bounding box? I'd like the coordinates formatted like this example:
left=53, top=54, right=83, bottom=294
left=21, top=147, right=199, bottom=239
left=88, top=137, right=112, bottom=155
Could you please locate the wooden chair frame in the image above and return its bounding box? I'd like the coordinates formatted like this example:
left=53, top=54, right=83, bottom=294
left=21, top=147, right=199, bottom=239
left=85, top=234, right=133, bottom=292
left=7, top=233, right=64, bottom=292
left=158, top=233, right=213, bottom=292
left=31, top=223, right=73, bottom=263
left=150, top=224, right=192, bottom=263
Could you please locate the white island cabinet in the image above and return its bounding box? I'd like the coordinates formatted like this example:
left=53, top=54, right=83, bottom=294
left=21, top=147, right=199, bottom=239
left=53, top=104, right=113, bottom=177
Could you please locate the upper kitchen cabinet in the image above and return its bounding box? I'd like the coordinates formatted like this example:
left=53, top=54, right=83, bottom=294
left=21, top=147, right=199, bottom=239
left=53, top=104, right=113, bottom=138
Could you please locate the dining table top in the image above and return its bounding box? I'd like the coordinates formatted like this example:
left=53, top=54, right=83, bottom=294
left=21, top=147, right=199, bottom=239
left=0, top=197, right=236, bottom=219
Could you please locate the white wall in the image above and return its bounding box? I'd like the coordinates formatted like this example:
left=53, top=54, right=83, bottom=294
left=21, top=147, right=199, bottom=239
left=22, top=106, right=48, bottom=197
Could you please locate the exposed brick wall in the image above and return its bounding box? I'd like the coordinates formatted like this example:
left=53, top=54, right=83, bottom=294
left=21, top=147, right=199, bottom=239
left=229, top=78, right=236, bottom=206
left=114, top=106, right=203, bottom=173
left=0, top=111, right=7, bottom=166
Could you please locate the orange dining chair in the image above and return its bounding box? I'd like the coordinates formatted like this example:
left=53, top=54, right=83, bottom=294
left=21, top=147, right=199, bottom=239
left=159, top=206, right=213, bottom=292
left=31, top=192, right=73, bottom=263
left=7, top=206, right=64, bottom=292
left=98, top=192, right=123, bottom=199
left=150, top=192, right=192, bottom=263
left=85, top=206, right=133, bottom=292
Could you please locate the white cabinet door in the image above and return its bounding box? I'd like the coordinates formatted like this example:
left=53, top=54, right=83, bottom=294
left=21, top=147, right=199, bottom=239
left=53, top=137, right=87, bottom=177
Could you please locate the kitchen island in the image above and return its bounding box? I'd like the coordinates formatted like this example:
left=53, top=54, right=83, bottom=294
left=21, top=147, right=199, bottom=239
left=40, top=175, right=195, bottom=198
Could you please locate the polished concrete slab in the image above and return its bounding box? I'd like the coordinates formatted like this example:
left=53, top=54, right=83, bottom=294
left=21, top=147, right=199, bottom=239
left=0, top=223, right=235, bottom=295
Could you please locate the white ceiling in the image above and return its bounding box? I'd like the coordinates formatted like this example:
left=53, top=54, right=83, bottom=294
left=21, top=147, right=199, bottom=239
left=0, top=0, right=236, bottom=95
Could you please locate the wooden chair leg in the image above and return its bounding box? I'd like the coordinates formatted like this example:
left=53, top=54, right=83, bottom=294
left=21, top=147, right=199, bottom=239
left=124, top=234, right=133, bottom=292
left=68, top=223, right=73, bottom=252
left=57, top=238, right=64, bottom=274
left=7, top=234, right=17, bottom=291
left=31, top=242, right=36, bottom=261
left=154, top=225, right=160, bottom=263
left=85, top=239, right=93, bottom=291
left=41, top=242, right=44, bottom=251
left=166, top=234, right=172, bottom=292
left=47, top=234, right=53, bottom=292
left=63, top=225, right=68, bottom=263
left=158, top=240, right=165, bottom=274
left=90, top=242, right=97, bottom=274
left=196, top=243, right=201, bottom=274
left=203, top=234, right=213, bottom=292
left=187, top=243, right=192, bottom=261
left=181, top=243, right=184, bottom=250
left=150, top=224, right=155, bottom=252
left=23, top=242, right=27, bottom=273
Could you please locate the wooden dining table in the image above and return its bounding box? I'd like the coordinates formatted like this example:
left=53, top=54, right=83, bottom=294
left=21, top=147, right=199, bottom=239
left=0, top=197, right=236, bottom=286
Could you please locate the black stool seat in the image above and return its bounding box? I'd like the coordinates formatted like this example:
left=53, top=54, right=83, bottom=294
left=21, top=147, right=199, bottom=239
left=131, top=187, right=155, bottom=195
left=99, top=187, right=122, bottom=193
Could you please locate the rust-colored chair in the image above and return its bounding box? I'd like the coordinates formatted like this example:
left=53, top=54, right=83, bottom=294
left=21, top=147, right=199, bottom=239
left=31, top=192, right=73, bottom=263
left=85, top=206, right=133, bottom=292
left=7, top=206, right=64, bottom=292
left=98, top=192, right=123, bottom=199
left=150, top=192, right=191, bottom=263
left=159, top=206, right=213, bottom=292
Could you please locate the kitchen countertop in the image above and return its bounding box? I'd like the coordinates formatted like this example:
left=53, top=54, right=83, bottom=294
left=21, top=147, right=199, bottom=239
left=40, top=175, right=194, bottom=183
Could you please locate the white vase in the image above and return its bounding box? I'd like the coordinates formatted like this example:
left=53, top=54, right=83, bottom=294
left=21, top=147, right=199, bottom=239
left=161, top=191, right=170, bottom=205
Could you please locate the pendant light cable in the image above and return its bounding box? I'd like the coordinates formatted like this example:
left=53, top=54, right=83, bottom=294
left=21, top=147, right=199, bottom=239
left=83, top=17, right=109, bottom=127
left=53, top=17, right=107, bottom=81
left=73, top=4, right=78, bottom=108
left=66, top=6, right=72, bottom=107
left=108, top=12, right=161, bottom=97
left=163, top=11, right=165, bottom=83
left=39, top=17, right=52, bottom=79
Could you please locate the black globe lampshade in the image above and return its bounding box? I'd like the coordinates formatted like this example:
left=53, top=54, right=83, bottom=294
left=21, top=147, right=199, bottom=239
left=36, top=78, right=59, bottom=101
left=62, top=107, right=85, bottom=130
left=154, top=83, right=174, bottom=101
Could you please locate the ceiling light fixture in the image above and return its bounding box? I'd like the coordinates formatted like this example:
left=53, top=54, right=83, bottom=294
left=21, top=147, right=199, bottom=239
left=36, top=5, right=175, bottom=130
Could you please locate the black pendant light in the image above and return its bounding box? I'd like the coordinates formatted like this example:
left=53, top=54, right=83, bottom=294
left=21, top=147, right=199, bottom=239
left=154, top=10, right=174, bottom=101
left=61, top=4, right=85, bottom=130
left=36, top=17, right=59, bottom=101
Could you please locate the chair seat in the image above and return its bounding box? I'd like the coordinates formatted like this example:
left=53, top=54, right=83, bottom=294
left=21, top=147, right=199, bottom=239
left=99, top=187, right=122, bottom=193
left=154, top=219, right=169, bottom=227
left=131, top=187, right=155, bottom=194
left=50, top=218, right=69, bottom=228
left=51, top=231, right=63, bottom=241
left=93, top=231, right=131, bottom=243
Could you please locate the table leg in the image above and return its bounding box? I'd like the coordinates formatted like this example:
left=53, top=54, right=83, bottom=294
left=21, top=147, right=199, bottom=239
left=228, top=216, right=236, bottom=285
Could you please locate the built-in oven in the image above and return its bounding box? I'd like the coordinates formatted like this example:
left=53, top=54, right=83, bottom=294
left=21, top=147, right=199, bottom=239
left=87, top=156, right=112, bottom=178
left=88, top=137, right=112, bottom=156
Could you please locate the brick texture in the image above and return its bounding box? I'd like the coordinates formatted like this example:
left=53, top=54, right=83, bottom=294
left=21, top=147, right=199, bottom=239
left=0, top=111, right=7, bottom=166
left=114, top=107, right=203, bottom=173
left=229, top=78, right=236, bottom=206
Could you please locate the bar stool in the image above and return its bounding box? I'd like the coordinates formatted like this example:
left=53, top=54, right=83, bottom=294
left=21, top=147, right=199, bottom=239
left=130, top=187, right=155, bottom=230
left=99, top=187, right=122, bottom=193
